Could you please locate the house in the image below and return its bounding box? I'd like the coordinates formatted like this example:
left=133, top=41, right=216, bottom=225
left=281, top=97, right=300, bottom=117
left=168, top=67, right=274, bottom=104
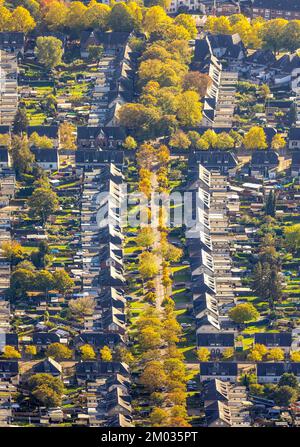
left=254, top=332, right=292, bottom=352
left=31, top=357, right=62, bottom=377
left=250, top=151, right=279, bottom=179
left=73, top=332, right=123, bottom=350
left=197, top=333, right=235, bottom=355
left=0, top=148, right=11, bottom=170
left=0, top=361, right=19, bottom=384
left=257, top=362, right=300, bottom=383
left=75, top=150, right=124, bottom=169
left=194, top=34, right=246, bottom=62
left=0, top=333, right=18, bottom=353
left=266, top=100, right=293, bottom=123
left=0, top=32, right=24, bottom=53
left=189, top=151, right=238, bottom=175
left=80, top=31, right=132, bottom=58
left=251, top=0, right=300, bottom=20
left=288, top=127, right=300, bottom=150
left=106, top=387, right=132, bottom=417
left=30, top=148, right=59, bottom=171
left=77, top=126, right=126, bottom=149
left=291, top=152, right=300, bottom=177
left=107, top=413, right=133, bottom=427
left=27, top=126, right=59, bottom=147
left=32, top=332, right=61, bottom=350
left=200, top=362, right=238, bottom=382
left=246, top=49, right=276, bottom=68
left=76, top=361, right=129, bottom=384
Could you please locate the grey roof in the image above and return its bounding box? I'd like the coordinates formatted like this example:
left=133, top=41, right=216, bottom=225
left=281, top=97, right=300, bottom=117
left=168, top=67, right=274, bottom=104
left=246, top=49, right=276, bottom=66
left=189, top=151, right=238, bottom=170
left=0, top=126, right=10, bottom=135
left=27, top=126, right=58, bottom=139
left=257, top=362, right=300, bottom=377
left=0, top=361, right=19, bottom=374
left=74, top=332, right=122, bottom=348
left=197, top=333, right=235, bottom=348
left=200, top=362, right=238, bottom=376
left=254, top=332, right=292, bottom=347
left=32, top=332, right=60, bottom=345
left=81, top=31, right=131, bottom=50
left=76, top=361, right=129, bottom=378
left=77, top=126, right=126, bottom=141
left=0, top=32, right=24, bottom=48
left=31, top=148, right=58, bottom=163
left=32, top=357, right=62, bottom=375
left=0, top=148, right=8, bottom=162
left=289, top=127, right=300, bottom=141
left=252, top=0, right=300, bottom=12
left=75, top=150, right=124, bottom=166
left=251, top=151, right=279, bottom=166
left=292, top=151, right=300, bottom=166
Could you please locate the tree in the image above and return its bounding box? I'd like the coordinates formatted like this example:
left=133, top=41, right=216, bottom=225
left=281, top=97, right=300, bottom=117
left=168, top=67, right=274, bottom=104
left=10, top=266, right=36, bottom=298
left=136, top=227, right=156, bottom=248
left=136, top=143, right=156, bottom=169
left=87, top=45, right=104, bottom=62
left=46, top=343, right=72, bottom=360
left=138, top=252, right=159, bottom=279
left=262, top=18, right=287, bottom=54
left=228, top=303, right=259, bottom=324
left=182, top=72, right=211, bottom=97
left=80, top=344, right=96, bottom=360
left=2, top=346, right=21, bottom=359
left=1, top=241, right=26, bottom=265
left=138, top=326, right=162, bottom=351
left=215, top=132, right=235, bottom=150
left=10, top=6, right=36, bottom=33
left=244, top=126, right=267, bottom=150
left=265, top=190, right=276, bottom=217
left=169, top=130, right=191, bottom=150
left=53, top=269, right=74, bottom=295
left=273, top=385, right=298, bottom=407
left=258, top=83, right=271, bottom=100
left=28, top=187, right=59, bottom=224
left=279, top=373, right=299, bottom=389
left=108, top=2, right=134, bottom=32
left=0, top=6, right=12, bottom=32
left=123, top=136, right=137, bottom=151
left=13, top=107, right=29, bottom=135
left=197, top=347, right=210, bottom=361
left=118, top=103, right=160, bottom=137
left=285, top=224, right=300, bottom=254
left=25, top=345, right=37, bottom=357
left=266, top=348, right=284, bottom=361
left=10, top=135, right=34, bottom=176
left=65, top=1, right=87, bottom=32
left=149, top=407, right=169, bottom=426
left=291, top=351, right=300, bottom=362
left=69, top=296, right=95, bottom=319
left=161, top=242, right=183, bottom=262
left=84, top=2, right=110, bottom=30
left=35, top=36, right=63, bottom=69
left=140, top=360, right=167, bottom=392
left=202, top=129, right=218, bottom=148
left=174, top=14, right=197, bottom=39
left=176, top=91, right=202, bottom=127
left=43, top=1, right=68, bottom=31
left=282, top=20, right=300, bottom=52
left=28, top=373, right=65, bottom=408
left=29, top=132, right=53, bottom=149
left=248, top=344, right=268, bottom=362
left=59, top=122, right=76, bottom=150
left=222, top=347, right=234, bottom=360
left=271, top=133, right=286, bottom=150
left=100, top=346, right=112, bottom=362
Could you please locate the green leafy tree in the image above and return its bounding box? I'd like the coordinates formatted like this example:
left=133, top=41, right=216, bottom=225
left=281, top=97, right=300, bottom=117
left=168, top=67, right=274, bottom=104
left=229, top=303, right=259, bottom=324
left=35, top=36, right=63, bottom=69
left=28, top=187, right=59, bottom=224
